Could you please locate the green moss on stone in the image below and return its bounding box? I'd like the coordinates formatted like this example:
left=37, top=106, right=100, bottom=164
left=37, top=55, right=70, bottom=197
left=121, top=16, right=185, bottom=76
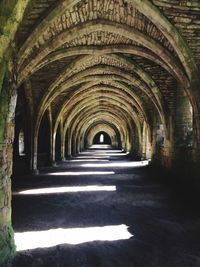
left=0, top=224, right=15, bottom=267
left=0, top=0, right=34, bottom=61
left=0, top=72, right=10, bottom=147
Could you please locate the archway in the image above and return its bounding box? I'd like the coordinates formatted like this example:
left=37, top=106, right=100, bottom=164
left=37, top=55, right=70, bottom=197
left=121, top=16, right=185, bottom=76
left=93, top=131, right=112, bottom=145
left=1, top=0, right=200, bottom=266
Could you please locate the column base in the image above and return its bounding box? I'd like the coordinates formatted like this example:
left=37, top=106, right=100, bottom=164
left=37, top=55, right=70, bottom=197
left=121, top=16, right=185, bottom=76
left=51, top=161, right=57, bottom=167
left=32, top=169, right=39, bottom=175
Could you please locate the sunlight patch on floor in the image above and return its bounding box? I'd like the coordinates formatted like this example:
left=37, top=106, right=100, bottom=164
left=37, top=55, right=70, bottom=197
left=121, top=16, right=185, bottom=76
left=80, top=150, right=123, bottom=154
left=17, top=185, right=116, bottom=195
left=70, top=159, right=109, bottom=162
left=47, top=171, right=115, bottom=176
left=90, top=145, right=112, bottom=149
left=81, top=161, right=149, bottom=168
left=76, top=156, right=110, bottom=159
left=82, top=153, right=129, bottom=156
left=15, top=224, right=133, bottom=251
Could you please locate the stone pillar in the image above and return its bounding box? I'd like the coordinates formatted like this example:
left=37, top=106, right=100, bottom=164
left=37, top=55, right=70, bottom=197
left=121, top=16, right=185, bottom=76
left=0, top=77, right=17, bottom=266
left=173, top=83, right=193, bottom=173
left=50, top=129, right=57, bottom=166
left=72, top=134, right=76, bottom=157
left=49, top=125, right=53, bottom=165
left=175, top=85, right=193, bottom=148
left=142, top=121, right=147, bottom=159
left=151, top=111, right=165, bottom=167
left=111, top=135, right=115, bottom=147
left=78, top=134, right=83, bottom=152
left=60, top=119, right=65, bottom=161
left=146, top=129, right=151, bottom=160
left=29, top=128, right=34, bottom=172
left=66, top=128, right=72, bottom=159
left=76, top=140, right=80, bottom=154
left=22, top=80, right=33, bottom=173
left=32, top=133, right=39, bottom=174
left=61, top=133, right=66, bottom=161
left=141, top=121, right=151, bottom=160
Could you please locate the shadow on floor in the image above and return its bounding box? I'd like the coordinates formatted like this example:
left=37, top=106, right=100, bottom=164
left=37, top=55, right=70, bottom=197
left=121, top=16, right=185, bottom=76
left=12, top=146, right=200, bottom=267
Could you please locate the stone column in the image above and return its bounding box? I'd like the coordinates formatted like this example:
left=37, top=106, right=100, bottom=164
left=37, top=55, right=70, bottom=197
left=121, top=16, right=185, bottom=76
left=51, top=129, right=57, bottom=166
left=66, top=128, right=72, bottom=159
left=32, top=132, right=39, bottom=174
left=60, top=119, right=65, bottom=161
left=0, top=77, right=17, bottom=266
left=48, top=107, right=56, bottom=166
left=151, top=111, right=165, bottom=167
left=72, top=134, right=76, bottom=157
left=173, top=83, right=193, bottom=173
left=80, top=135, right=85, bottom=151
left=142, top=121, right=147, bottom=159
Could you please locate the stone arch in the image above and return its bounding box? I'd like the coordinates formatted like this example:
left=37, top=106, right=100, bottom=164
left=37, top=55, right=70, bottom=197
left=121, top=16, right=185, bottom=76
left=18, top=20, right=184, bottom=85
left=93, top=131, right=112, bottom=145
left=1, top=1, right=200, bottom=266
left=64, top=101, right=142, bottom=158
left=25, top=45, right=188, bottom=88
left=17, top=6, right=197, bottom=82
left=34, top=61, right=166, bottom=164
left=86, top=123, right=120, bottom=148
left=75, top=113, right=127, bottom=153
left=34, top=55, right=165, bottom=120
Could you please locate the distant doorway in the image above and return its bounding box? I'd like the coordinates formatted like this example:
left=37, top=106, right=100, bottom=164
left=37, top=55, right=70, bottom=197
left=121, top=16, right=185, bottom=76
left=100, top=134, right=104, bottom=143
left=93, top=131, right=111, bottom=145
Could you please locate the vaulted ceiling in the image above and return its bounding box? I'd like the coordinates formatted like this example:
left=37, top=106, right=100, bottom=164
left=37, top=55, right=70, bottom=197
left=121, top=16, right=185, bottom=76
left=14, top=0, right=200, bottom=147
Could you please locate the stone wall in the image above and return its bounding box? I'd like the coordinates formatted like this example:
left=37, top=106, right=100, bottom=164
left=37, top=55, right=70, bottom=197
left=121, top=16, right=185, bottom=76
left=172, top=83, right=194, bottom=174
left=0, top=73, right=16, bottom=267
left=0, top=1, right=32, bottom=263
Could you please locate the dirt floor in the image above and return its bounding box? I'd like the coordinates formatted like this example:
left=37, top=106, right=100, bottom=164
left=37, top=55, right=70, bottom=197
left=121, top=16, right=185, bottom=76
left=12, top=145, right=200, bottom=267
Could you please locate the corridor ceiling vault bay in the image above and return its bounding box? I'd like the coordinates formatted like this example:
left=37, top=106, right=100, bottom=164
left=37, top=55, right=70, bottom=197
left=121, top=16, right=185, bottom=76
left=1, top=0, right=200, bottom=266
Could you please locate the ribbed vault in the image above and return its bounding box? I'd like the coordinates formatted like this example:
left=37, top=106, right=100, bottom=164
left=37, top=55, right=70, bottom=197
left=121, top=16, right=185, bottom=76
left=9, top=0, right=200, bottom=171
left=1, top=1, right=200, bottom=265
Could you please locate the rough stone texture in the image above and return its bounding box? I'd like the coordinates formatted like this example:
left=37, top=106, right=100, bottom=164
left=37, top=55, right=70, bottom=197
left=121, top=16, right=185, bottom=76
left=151, top=0, right=200, bottom=66
left=12, top=0, right=200, bottom=173
left=0, top=75, right=17, bottom=266
left=1, top=0, right=200, bottom=265
left=0, top=142, right=15, bottom=267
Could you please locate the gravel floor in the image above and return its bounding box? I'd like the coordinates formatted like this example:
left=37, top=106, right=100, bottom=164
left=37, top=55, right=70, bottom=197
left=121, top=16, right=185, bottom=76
left=12, top=146, right=200, bottom=267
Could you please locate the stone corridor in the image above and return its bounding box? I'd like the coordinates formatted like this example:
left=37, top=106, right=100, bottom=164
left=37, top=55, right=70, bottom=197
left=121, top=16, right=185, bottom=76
left=12, top=145, right=200, bottom=267
left=1, top=1, right=200, bottom=266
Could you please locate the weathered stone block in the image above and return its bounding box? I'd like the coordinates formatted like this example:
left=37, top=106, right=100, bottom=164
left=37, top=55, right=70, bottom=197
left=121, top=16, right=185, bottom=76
left=0, top=224, right=15, bottom=267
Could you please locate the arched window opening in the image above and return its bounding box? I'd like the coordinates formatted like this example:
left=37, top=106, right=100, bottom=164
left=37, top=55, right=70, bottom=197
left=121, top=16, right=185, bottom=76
left=19, top=130, right=25, bottom=156
left=93, top=131, right=111, bottom=145
left=100, top=134, right=104, bottom=143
